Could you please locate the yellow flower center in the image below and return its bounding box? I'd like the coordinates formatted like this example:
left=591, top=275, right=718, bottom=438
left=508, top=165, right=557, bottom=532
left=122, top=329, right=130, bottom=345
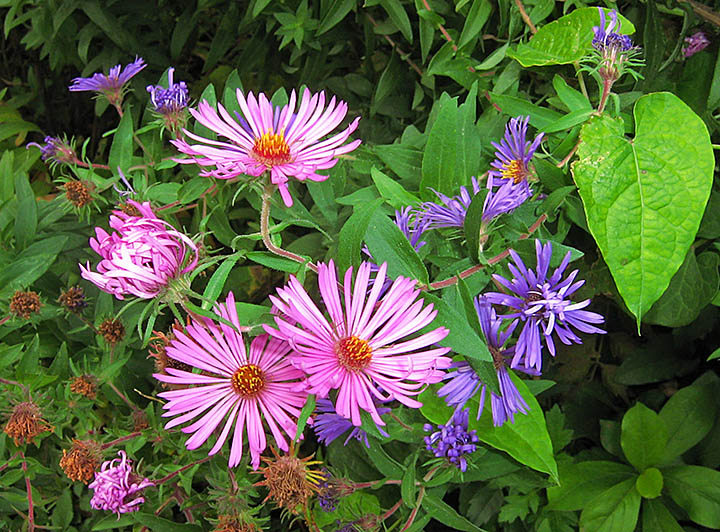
left=251, top=130, right=292, bottom=167
left=335, top=336, right=373, bottom=371
left=231, top=364, right=266, bottom=397
left=501, top=159, right=528, bottom=184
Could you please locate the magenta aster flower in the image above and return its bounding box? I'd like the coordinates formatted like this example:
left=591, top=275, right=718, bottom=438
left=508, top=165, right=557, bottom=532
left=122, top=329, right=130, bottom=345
left=172, top=88, right=361, bottom=206
left=154, top=292, right=308, bottom=469
left=683, top=31, right=710, bottom=58
left=69, top=57, right=146, bottom=110
left=488, top=116, right=543, bottom=193
left=265, top=260, right=452, bottom=426
left=484, top=240, right=606, bottom=372
left=79, top=200, right=198, bottom=300
left=89, top=451, right=153, bottom=515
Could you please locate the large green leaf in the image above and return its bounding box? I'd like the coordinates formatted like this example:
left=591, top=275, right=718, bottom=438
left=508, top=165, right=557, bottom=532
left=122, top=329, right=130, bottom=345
left=641, top=499, right=684, bottom=532
left=508, top=7, right=635, bottom=67
left=664, top=465, right=720, bottom=528
left=547, top=461, right=635, bottom=511
left=572, top=92, right=714, bottom=325
left=108, top=109, right=134, bottom=171
left=580, top=479, right=641, bottom=532
left=336, top=198, right=384, bottom=272
left=620, top=402, right=667, bottom=471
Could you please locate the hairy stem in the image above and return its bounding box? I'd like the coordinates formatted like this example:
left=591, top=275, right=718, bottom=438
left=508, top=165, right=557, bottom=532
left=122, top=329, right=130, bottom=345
left=21, top=452, right=34, bottom=532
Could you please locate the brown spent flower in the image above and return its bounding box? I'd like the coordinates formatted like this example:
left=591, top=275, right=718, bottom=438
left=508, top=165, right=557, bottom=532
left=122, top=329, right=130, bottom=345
left=60, top=439, right=102, bottom=484
left=69, top=375, right=97, bottom=399
left=9, top=290, right=42, bottom=319
left=132, top=410, right=150, bottom=431
left=99, top=318, right=125, bottom=345
left=118, top=202, right=140, bottom=217
left=254, top=447, right=324, bottom=513
left=148, top=324, right=193, bottom=389
left=3, top=401, right=54, bottom=445
left=58, top=285, right=87, bottom=314
left=64, top=180, right=95, bottom=208
left=213, top=516, right=259, bottom=532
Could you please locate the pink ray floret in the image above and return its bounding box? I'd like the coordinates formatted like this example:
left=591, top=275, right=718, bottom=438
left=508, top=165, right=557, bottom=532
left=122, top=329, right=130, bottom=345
left=79, top=200, right=198, bottom=300
left=265, top=260, right=452, bottom=427
left=154, top=292, right=308, bottom=469
left=171, top=88, right=361, bottom=207
left=89, top=451, right=153, bottom=515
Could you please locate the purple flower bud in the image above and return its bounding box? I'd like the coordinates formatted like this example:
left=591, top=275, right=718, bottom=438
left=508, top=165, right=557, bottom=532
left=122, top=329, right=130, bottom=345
left=683, top=31, right=710, bottom=58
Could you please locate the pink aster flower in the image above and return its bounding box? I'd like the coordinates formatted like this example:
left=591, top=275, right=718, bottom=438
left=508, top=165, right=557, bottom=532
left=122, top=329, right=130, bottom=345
left=89, top=451, right=153, bottom=515
left=171, top=88, right=361, bottom=207
left=265, top=260, right=452, bottom=426
left=79, top=200, right=198, bottom=300
left=154, top=292, right=308, bottom=469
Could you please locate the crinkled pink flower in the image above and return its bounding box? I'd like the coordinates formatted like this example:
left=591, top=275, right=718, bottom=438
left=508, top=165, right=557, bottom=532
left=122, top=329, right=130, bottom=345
left=265, top=260, right=452, bottom=427
left=79, top=200, right=198, bottom=300
left=154, top=292, right=308, bottom=469
left=171, top=88, right=361, bottom=207
left=89, top=451, right=153, bottom=515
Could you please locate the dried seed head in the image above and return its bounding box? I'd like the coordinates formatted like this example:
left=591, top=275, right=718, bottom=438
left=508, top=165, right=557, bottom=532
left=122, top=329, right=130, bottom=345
left=132, top=410, right=149, bottom=431
left=64, top=181, right=95, bottom=208
left=58, top=286, right=87, bottom=314
left=60, top=439, right=102, bottom=484
left=213, top=515, right=259, bottom=532
left=70, top=375, right=97, bottom=399
left=254, top=447, right=324, bottom=513
left=118, top=202, right=140, bottom=217
left=148, top=324, right=192, bottom=389
left=3, top=401, right=54, bottom=445
left=9, top=290, right=42, bottom=319
left=99, top=318, right=125, bottom=345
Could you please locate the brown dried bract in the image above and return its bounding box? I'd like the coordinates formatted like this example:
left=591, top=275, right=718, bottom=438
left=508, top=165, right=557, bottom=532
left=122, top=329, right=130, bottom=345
left=118, top=202, right=140, bottom=217
left=213, top=516, right=259, bottom=532
left=9, top=290, right=42, bottom=319
left=64, top=180, right=95, bottom=208
left=254, top=447, right=324, bottom=513
left=69, top=375, right=97, bottom=399
left=148, top=323, right=193, bottom=389
left=3, top=401, right=54, bottom=445
left=59, top=439, right=102, bottom=484
left=99, top=318, right=125, bottom=345
left=58, top=285, right=87, bottom=314
left=132, top=410, right=149, bottom=431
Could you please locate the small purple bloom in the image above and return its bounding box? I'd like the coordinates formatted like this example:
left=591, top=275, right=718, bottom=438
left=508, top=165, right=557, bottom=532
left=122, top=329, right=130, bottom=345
left=146, top=67, right=189, bottom=114
left=69, top=57, right=146, bottom=93
left=592, top=9, right=634, bottom=52
left=423, top=409, right=479, bottom=472
left=683, top=31, right=710, bottom=58
left=418, top=177, right=482, bottom=229
left=484, top=240, right=606, bottom=372
left=314, top=398, right=389, bottom=448
left=27, top=136, right=79, bottom=166
left=488, top=116, right=543, bottom=193
left=481, top=176, right=532, bottom=224
left=89, top=451, right=153, bottom=516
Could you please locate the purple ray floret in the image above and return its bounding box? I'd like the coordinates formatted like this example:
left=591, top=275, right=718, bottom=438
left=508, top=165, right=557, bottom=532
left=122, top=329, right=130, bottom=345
left=314, top=398, right=389, bottom=448
left=89, top=451, right=153, bottom=515
left=488, top=116, right=543, bottom=193
left=592, top=8, right=633, bottom=52
left=146, top=67, right=189, bottom=114
left=419, top=177, right=482, bottom=229
left=69, top=57, right=146, bottom=93
left=484, top=240, right=606, bottom=372
left=424, top=408, right=478, bottom=472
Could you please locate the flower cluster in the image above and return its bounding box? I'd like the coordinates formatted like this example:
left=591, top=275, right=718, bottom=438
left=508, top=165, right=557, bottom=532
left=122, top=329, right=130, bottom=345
left=588, top=8, right=643, bottom=84
left=79, top=200, right=198, bottom=300
left=89, top=451, right=153, bottom=515
left=424, top=409, right=479, bottom=472
left=147, top=67, right=189, bottom=134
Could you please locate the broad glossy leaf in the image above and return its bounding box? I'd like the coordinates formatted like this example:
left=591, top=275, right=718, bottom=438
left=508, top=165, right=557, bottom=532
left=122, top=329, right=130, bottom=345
left=621, top=402, right=667, bottom=471
left=508, top=7, right=635, bottom=67
left=108, top=109, right=133, bottom=171
left=547, top=461, right=635, bottom=511
left=580, top=479, right=641, bottom=532
left=337, top=198, right=383, bottom=272
left=572, top=93, right=714, bottom=325
left=317, top=0, right=355, bottom=35
left=370, top=167, right=421, bottom=208
left=641, top=499, right=684, bottom=532
left=635, top=467, right=663, bottom=499
left=664, top=465, right=720, bottom=528
left=423, top=492, right=488, bottom=532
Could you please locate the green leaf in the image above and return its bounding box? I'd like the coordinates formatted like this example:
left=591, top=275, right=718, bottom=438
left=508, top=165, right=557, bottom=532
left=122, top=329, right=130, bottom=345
left=664, top=465, right=720, bottom=528
left=51, top=488, right=72, bottom=529
left=370, top=167, right=421, bottom=208
left=470, top=374, right=558, bottom=482
left=423, top=492, right=488, bottom=531
left=508, top=7, right=635, bottom=67
left=14, top=196, right=37, bottom=251
left=317, top=0, right=355, bottom=35
left=580, top=479, right=641, bottom=532
left=337, top=198, right=383, bottom=273
left=108, top=110, right=134, bottom=171
left=178, top=177, right=212, bottom=204
left=458, top=0, right=492, bottom=49
left=201, top=254, right=241, bottom=309
left=380, top=0, right=412, bottom=43
left=92, top=513, right=136, bottom=530
left=245, top=251, right=303, bottom=274
left=641, top=499, right=685, bottom=532
left=420, top=88, right=481, bottom=199
left=401, top=452, right=417, bottom=507
left=373, top=145, right=423, bottom=183
left=132, top=512, right=202, bottom=532
left=620, top=402, right=667, bottom=471
left=572, top=93, right=714, bottom=325
left=295, top=394, right=315, bottom=441
left=194, top=84, right=218, bottom=140
left=547, top=461, right=635, bottom=511
left=364, top=209, right=429, bottom=285
left=487, top=93, right=563, bottom=130
left=0, top=236, right=68, bottom=299
left=365, top=443, right=404, bottom=478
left=552, top=74, right=592, bottom=112
left=658, top=379, right=718, bottom=461
left=635, top=467, right=663, bottom=499
left=644, top=250, right=719, bottom=327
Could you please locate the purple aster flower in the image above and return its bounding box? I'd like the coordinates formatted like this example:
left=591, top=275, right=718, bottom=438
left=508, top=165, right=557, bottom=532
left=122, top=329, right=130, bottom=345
left=79, top=200, right=198, bottom=300
left=27, top=136, right=79, bottom=166
left=418, top=177, right=482, bottom=229
left=172, top=88, right=361, bottom=207
left=314, top=398, right=389, bottom=448
left=592, top=9, right=634, bottom=53
left=484, top=240, right=606, bottom=372
left=69, top=57, right=146, bottom=111
left=154, top=293, right=309, bottom=469
left=481, top=175, right=533, bottom=224
left=423, top=408, right=479, bottom=472
left=488, top=116, right=543, bottom=193
left=265, top=260, right=452, bottom=427
left=438, top=298, right=538, bottom=426
left=683, top=31, right=710, bottom=58
left=146, top=68, right=189, bottom=114
left=89, top=451, right=153, bottom=515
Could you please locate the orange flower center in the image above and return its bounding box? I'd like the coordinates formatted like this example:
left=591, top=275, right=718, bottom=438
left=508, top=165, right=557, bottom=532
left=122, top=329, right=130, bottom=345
left=501, top=159, right=528, bottom=184
left=335, top=336, right=373, bottom=371
left=231, top=364, right=266, bottom=397
left=251, top=130, right=292, bottom=167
